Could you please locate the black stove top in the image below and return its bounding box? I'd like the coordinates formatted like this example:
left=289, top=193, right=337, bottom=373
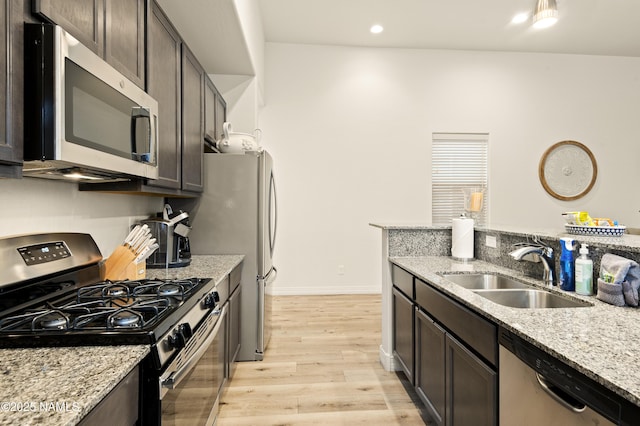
left=0, top=277, right=205, bottom=332
left=0, top=233, right=215, bottom=354
left=0, top=276, right=212, bottom=348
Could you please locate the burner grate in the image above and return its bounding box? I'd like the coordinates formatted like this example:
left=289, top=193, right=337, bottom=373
left=0, top=277, right=206, bottom=334
left=77, top=281, right=134, bottom=306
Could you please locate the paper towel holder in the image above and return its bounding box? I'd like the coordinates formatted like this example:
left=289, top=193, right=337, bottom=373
left=451, top=213, right=476, bottom=262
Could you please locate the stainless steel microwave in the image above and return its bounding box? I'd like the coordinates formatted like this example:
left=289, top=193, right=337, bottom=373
left=23, top=24, right=159, bottom=182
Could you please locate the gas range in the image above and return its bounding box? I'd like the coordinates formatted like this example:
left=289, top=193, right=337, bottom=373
left=0, top=233, right=219, bottom=368
left=0, top=232, right=231, bottom=424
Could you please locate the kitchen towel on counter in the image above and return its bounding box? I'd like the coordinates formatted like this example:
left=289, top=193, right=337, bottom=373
left=597, top=253, right=640, bottom=307
left=451, top=217, right=474, bottom=260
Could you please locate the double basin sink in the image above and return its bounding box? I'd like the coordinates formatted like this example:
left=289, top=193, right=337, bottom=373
left=441, top=273, right=592, bottom=309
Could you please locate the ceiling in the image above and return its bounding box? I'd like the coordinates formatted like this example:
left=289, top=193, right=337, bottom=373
left=157, top=0, right=253, bottom=75
left=160, top=0, right=640, bottom=76
left=258, top=0, right=640, bottom=57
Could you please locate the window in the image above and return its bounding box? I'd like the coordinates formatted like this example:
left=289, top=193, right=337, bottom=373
left=432, top=133, right=488, bottom=226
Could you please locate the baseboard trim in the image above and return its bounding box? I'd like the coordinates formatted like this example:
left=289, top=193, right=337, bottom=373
left=379, top=344, right=397, bottom=372
left=271, top=286, right=382, bottom=296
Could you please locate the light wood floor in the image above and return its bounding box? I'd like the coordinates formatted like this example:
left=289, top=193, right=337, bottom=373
left=217, top=294, right=431, bottom=425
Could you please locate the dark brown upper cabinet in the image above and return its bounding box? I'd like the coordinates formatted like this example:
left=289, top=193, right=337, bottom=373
left=214, top=88, right=227, bottom=145
left=204, top=75, right=227, bottom=149
left=32, top=0, right=146, bottom=89
left=104, top=0, right=146, bottom=88
left=204, top=77, right=216, bottom=144
left=1, top=0, right=38, bottom=178
left=146, top=0, right=182, bottom=190
left=181, top=44, right=205, bottom=193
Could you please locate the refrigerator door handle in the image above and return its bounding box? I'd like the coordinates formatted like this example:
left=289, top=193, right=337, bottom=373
left=257, top=266, right=276, bottom=359
left=266, top=266, right=277, bottom=285
left=269, top=171, right=278, bottom=256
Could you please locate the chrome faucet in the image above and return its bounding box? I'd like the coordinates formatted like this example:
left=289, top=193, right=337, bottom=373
left=509, top=244, right=556, bottom=287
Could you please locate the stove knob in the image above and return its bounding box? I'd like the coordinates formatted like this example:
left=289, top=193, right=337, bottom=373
left=179, top=323, right=193, bottom=340
left=203, top=291, right=220, bottom=308
left=168, top=331, right=186, bottom=350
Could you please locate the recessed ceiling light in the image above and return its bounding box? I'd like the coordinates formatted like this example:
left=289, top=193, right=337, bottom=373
left=511, top=12, right=529, bottom=24
left=370, top=24, right=384, bottom=34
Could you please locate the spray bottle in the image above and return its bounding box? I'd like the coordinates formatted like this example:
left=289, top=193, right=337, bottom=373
left=575, top=244, right=594, bottom=295
left=559, top=237, right=577, bottom=291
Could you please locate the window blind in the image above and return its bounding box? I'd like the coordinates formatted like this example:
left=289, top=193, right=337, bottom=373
left=432, top=133, right=488, bottom=226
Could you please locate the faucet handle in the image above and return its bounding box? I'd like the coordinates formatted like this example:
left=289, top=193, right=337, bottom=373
left=529, top=236, right=555, bottom=251
left=533, top=235, right=551, bottom=248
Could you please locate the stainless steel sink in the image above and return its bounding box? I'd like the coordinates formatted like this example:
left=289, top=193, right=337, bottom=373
left=442, top=273, right=532, bottom=290
left=472, top=289, right=592, bottom=309
left=441, top=273, right=592, bottom=308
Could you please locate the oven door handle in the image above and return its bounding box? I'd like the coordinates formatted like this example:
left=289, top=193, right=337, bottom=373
left=160, top=305, right=226, bottom=395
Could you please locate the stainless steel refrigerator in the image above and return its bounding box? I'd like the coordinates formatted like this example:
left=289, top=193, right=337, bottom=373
left=190, top=151, right=277, bottom=361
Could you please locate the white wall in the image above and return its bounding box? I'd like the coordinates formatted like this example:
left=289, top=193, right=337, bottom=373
left=0, top=178, right=162, bottom=257
left=211, top=74, right=260, bottom=131
left=260, top=42, right=640, bottom=295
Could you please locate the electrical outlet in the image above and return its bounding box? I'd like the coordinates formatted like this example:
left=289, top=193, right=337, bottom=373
left=337, top=265, right=345, bottom=275
left=485, top=235, right=497, bottom=248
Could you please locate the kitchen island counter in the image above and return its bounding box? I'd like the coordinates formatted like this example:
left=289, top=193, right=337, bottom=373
left=390, top=255, right=640, bottom=409
left=0, top=345, right=149, bottom=426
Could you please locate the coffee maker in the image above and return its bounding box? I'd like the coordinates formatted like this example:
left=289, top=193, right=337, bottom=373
left=141, top=204, right=191, bottom=268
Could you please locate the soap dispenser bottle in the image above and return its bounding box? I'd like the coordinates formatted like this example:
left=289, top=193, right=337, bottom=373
left=575, top=244, right=594, bottom=295
left=559, top=237, right=576, bottom=291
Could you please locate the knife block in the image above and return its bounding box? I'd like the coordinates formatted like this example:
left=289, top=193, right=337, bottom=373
left=101, top=247, right=147, bottom=281
left=124, top=261, right=146, bottom=281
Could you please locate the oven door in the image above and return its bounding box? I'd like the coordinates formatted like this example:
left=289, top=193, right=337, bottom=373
left=159, top=304, right=227, bottom=425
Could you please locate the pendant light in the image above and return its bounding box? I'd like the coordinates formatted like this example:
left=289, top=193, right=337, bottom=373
left=533, top=0, right=558, bottom=28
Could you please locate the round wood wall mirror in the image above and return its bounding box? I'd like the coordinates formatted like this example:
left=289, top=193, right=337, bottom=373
left=538, top=140, right=598, bottom=201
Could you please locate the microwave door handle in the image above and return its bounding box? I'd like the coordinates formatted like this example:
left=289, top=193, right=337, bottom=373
left=131, top=106, right=151, bottom=163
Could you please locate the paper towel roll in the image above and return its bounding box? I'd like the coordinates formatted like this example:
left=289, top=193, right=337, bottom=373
left=452, top=217, right=474, bottom=260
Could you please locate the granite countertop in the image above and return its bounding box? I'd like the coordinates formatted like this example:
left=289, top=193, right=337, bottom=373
left=147, top=254, right=245, bottom=282
left=390, top=256, right=640, bottom=407
left=371, top=222, right=640, bottom=251
left=0, top=254, right=244, bottom=426
left=0, top=345, right=149, bottom=426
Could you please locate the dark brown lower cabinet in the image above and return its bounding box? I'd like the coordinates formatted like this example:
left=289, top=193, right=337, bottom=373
left=392, top=287, right=414, bottom=383
left=392, top=267, right=498, bottom=426
left=227, top=279, right=241, bottom=378
left=445, top=333, right=497, bottom=426
left=415, top=307, right=497, bottom=426
left=78, top=365, right=139, bottom=425
left=415, top=308, right=446, bottom=424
